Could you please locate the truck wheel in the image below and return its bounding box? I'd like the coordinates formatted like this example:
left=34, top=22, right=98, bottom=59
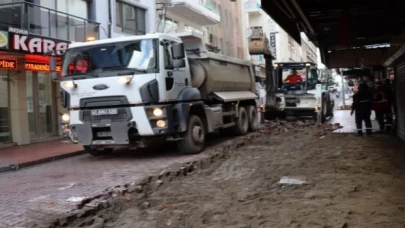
left=83, top=146, right=113, bottom=156
left=177, top=115, right=206, bottom=155
left=233, top=106, right=249, bottom=136
left=246, top=105, right=259, bottom=132
left=327, top=100, right=334, bottom=117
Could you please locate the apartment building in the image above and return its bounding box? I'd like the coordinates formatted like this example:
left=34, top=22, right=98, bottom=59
left=243, top=1, right=318, bottom=71
left=154, top=0, right=245, bottom=59
left=205, top=0, right=244, bottom=59
left=0, top=0, right=99, bottom=146
left=90, top=0, right=156, bottom=39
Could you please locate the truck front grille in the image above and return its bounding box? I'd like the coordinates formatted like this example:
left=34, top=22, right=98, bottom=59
left=82, top=108, right=129, bottom=123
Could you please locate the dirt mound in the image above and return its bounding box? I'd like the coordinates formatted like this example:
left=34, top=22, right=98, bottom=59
left=29, top=121, right=347, bottom=228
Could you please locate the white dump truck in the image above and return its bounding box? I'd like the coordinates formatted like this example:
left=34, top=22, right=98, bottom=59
left=49, top=32, right=259, bottom=156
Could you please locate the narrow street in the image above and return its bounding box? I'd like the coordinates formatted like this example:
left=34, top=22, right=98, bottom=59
left=0, top=134, right=234, bottom=227
left=27, top=118, right=405, bottom=228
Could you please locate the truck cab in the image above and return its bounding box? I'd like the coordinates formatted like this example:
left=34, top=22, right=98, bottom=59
left=48, top=32, right=259, bottom=156
left=273, top=62, right=334, bottom=122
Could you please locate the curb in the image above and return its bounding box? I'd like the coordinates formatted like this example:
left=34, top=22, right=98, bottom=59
left=0, top=150, right=86, bottom=174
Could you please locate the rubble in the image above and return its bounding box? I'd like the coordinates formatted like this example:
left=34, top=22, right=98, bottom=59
left=34, top=118, right=348, bottom=228
left=261, top=119, right=343, bottom=136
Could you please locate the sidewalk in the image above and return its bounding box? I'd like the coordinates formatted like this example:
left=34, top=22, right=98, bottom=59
left=338, top=93, right=353, bottom=107
left=0, top=139, right=84, bottom=173
left=331, top=110, right=379, bottom=133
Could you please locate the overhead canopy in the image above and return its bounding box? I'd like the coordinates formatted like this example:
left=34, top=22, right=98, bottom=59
left=261, top=0, right=405, bottom=68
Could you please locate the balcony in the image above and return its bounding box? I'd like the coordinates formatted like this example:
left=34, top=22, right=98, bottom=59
left=0, top=2, right=100, bottom=42
left=245, top=1, right=263, bottom=15
left=163, top=0, right=220, bottom=25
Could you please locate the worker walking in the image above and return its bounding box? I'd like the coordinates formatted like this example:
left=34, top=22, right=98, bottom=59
left=351, top=83, right=373, bottom=136
left=372, top=81, right=390, bottom=132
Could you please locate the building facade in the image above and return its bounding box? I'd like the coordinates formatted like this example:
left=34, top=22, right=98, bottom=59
left=205, top=0, right=244, bottom=59
left=155, top=0, right=245, bottom=59
left=90, top=0, right=156, bottom=39
left=0, top=0, right=99, bottom=146
left=242, top=0, right=318, bottom=78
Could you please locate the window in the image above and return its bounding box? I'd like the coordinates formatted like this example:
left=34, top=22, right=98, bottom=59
left=116, top=1, right=146, bottom=35
left=62, top=39, right=158, bottom=77
left=162, top=40, right=175, bottom=69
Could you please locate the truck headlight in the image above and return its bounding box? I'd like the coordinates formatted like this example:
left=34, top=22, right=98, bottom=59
left=156, top=120, right=166, bottom=128
left=118, top=76, right=132, bottom=84
left=61, top=113, right=70, bottom=122
left=153, top=108, right=163, bottom=117
left=62, top=81, right=77, bottom=89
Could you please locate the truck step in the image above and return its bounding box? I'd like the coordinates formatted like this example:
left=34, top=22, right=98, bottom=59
left=222, top=111, right=236, bottom=116
left=222, top=122, right=236, bottom=128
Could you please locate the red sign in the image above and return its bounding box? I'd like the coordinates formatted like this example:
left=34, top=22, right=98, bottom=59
left=0, top=58, right=61, bottom=72
left=25, top=62, right=62, bottom=72
left=0, top=59, right=17, bottom=70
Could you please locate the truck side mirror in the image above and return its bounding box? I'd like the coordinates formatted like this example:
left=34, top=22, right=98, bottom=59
left=173, top=59, right=186, bottom=68
left=172, top=43, right=185, bottom=59
left=49, top=57, right=57, bottom=71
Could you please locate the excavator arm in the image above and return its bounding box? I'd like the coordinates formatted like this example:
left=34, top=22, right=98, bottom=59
left=248, top=27, right=276, bottom=111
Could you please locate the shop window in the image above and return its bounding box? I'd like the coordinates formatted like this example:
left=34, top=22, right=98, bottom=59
left=116, top=1, right=146, bottom=35
left=0, top=70, right=11, bottom=143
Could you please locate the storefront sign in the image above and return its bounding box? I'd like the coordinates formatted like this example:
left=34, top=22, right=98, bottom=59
left=0, top=58, right=61, bottom=72
left=0, top=59, right=17, bottom=70
left=0, top=27, right=70, bottom=55
left=25, top=62, right=61, bottom=72
left=270, top=32, right=277, bottom=58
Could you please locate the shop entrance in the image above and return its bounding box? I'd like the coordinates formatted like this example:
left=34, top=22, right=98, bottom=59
left=0, top=70, right=11, bottom=144
left=26, top=71, right=57, bottom=140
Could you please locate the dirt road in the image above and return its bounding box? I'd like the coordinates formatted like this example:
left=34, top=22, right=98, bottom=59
left=40, top=125, right=405, bottom=228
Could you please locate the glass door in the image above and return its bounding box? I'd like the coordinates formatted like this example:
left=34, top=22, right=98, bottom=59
left=0, top=70, right=11, bottom=143
left=26, top=72, right=57, bottom=140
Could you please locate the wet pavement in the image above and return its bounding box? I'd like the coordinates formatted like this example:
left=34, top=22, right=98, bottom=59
left=0, top=135, right=233, bottom=227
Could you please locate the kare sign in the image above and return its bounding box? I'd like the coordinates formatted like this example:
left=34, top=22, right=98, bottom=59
left=8, top=27, right=70, bottom=55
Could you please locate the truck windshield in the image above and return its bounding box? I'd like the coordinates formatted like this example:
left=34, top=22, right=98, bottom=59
left=61, top=39, right=158, bottom=77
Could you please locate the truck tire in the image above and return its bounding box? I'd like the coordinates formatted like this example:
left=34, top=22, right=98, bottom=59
left=233, top=106, right=249, bottom=136
left=246, top=105, right=259, bottom=132
left=327, top=100, right=334, bottom=117
left=177, top=115, right=206, bottom=155
left=84, top=146, right=113, bottom=156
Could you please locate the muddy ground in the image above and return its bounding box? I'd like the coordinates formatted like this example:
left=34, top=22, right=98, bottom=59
left=42, top=125, right=405, bottom=228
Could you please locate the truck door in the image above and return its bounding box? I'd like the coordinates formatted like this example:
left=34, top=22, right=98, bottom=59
left=161, top=40, right=188, bottom=101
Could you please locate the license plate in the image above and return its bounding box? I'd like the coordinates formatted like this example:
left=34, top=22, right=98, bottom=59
left=91, top=109, right=118, bottom=116
left=286, top=99, right=299, bottom=103
left=96, top=131, right=112, bottom=137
